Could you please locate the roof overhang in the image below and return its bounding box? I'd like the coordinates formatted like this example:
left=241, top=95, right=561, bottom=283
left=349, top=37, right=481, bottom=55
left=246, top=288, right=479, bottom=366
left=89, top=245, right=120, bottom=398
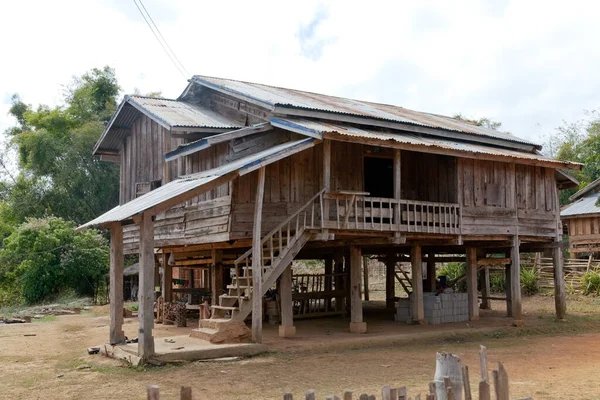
left=271, top=118, right=582, bottom=171
left=78, top=137, right=318, bottom=230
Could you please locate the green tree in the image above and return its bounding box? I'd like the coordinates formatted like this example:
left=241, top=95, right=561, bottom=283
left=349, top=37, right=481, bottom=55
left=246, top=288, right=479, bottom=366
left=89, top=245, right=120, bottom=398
left=1, top=66, right=120, bottom=229
left=0, top=217, right=109, bottom=305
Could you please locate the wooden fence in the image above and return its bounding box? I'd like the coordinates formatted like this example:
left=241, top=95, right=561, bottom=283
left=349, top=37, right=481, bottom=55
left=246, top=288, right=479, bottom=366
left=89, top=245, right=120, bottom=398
left=522, top=254, right=600, bottom=293
left=145, top=347, right=531, bottom=400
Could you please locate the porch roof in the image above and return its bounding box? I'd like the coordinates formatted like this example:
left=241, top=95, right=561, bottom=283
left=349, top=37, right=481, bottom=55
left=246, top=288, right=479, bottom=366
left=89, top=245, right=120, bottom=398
left=270, top=117, right=582, bottom=171
left=561, top=192, right=600, bottom=218
left=78, top=137, right=317, bottom=230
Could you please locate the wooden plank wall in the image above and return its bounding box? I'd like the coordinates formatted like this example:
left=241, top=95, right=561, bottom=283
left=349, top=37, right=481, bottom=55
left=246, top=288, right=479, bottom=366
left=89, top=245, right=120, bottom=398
left=459, top=159, right=557, bottom=237
left=183, top=142, right=230, bottom=203
left=401, top=151, right=457, bottom=202
left=120, top=114, right=181, bottom=204
left=230, top=143, right=324, bottom=239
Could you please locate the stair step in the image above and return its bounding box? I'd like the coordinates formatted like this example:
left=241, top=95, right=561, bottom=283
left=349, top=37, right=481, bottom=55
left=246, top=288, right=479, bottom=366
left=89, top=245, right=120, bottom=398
left=227, top=285, right=252, bottom=289
left=189, top=327, right=217, bottom=341
left=220, top=295, right=249, bottom=300
left=211, top=305, right=239, bottom=311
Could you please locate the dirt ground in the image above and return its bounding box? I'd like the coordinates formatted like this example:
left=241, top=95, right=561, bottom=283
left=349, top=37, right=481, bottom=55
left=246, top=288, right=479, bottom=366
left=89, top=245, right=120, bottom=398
left=2, top=295, right=600, bottom=400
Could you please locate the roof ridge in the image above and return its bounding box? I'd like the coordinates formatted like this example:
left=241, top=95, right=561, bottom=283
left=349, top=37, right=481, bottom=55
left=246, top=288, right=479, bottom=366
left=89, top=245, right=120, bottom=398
left=127, top=94, right=178, bottom=101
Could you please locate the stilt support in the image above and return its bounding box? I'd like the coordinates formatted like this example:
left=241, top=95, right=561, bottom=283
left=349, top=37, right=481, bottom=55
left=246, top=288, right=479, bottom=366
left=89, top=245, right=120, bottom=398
left=350, top=245, right=367, bottom=333
left=466, top=247, right=479, bottom=321
left=109, top=222, right=125, bottom=345
left=510, top=235, right=523, bottom=326
left=279, top=265, right=296, bottom=338
left=553, top=246, right=567, bottom=320
left=138, top=212, right=155, bottom=359
left=411, top=244, right=426, bottom=324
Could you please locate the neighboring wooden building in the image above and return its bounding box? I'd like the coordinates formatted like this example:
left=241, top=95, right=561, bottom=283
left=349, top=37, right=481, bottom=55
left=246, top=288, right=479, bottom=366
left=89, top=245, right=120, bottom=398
left=80, top=76, right=581, bottom=360
left=561, top=178, right=600, bottom=254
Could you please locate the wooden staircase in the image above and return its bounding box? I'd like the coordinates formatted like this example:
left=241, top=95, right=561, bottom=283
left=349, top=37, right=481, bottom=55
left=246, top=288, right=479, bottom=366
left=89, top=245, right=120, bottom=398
left=191, top=189, right=326, bottom=342
left=395, top=266, right=413, bottom=295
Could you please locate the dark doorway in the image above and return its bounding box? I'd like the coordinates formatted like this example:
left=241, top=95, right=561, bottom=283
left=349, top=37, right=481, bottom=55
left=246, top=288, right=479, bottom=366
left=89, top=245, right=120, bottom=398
left=364, top=157, right=394, bottom=198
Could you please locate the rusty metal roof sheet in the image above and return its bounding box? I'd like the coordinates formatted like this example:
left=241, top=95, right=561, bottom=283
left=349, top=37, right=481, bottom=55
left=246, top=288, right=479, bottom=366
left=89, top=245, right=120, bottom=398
left=191, top=75, right=537, bottom=148
left=93, top=96, right=242, bottom=155
left=561, top=192, right=600, bottom=217
left=270, top=118, right=581, bottom=170
left=569, top=176, right=600, bottom=202
left=79, top=138, right=316, bottom=229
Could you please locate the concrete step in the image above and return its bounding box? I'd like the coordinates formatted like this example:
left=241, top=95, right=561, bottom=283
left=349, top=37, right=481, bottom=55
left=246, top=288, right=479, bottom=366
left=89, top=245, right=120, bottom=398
left=211, top=305, right=238, bottom=311
left=189, top=327, right=217, bottom=341
left=201, top=318, right=231, bottom=329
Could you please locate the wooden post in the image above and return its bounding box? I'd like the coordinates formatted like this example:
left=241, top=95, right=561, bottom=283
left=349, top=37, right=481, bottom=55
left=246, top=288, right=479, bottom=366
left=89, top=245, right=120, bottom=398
left=553, top=182, right=567, bottom=321
left=147, top=385, right=160, bottom=400
left=334, top=249, right=345, bottom=312
left=393, top=149, right=401, bottom=237
left=385, top=259, right=396, bottom=309
left=411, top=244, right=426, bottom=324
left=252, top=167, right=266, bottom=343
left=323, top=139, right=331, bottom=233
left=426, top=252, right=436, bottom=292
left=138, top=211, right=155, bottom=359
left=279, top=264, right=296, bottom=337
left=362, top=256, right=370, bottom=301
left=553, top=246, right=566, bottom=320
left=211, top=249, right=223, bottom=306
left=109, top=222, right=125, bottom=344
left=349, top=245, right=367, bottom=333
left=180, top=386, right=192, bottom=400
left=510, top=235, right=523, bottom=325
left=466, top=247, right=479, bottom=321
left=504, top=262, right=512, bottom=317
left=163, top=252, right=173, bottom=303
left=479, top=266, right=491, bottom=310
left=325, top=256, right=333, bottom=310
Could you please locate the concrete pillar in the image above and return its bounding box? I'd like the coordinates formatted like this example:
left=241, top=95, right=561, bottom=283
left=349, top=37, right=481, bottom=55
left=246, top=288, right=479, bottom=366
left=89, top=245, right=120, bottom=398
left=553, top=246, right=567, bottom=320
left=362, top=256, right=370, bottom=301
left=279, top=265, right=296, bottom=337
left=426, top=252, right=436, bottom=292
left=109, top=222, right=125, bottom=345
left=411, top=244, right=426, bottom=324
left=349, top=245, right=367, bottom=333
left=510, top=235, right=523, bottom=325
left=466, top=247, right=479, bottom=321
left=385, top=259, right=396, bottom=309
left=138, top=212, right=155, bottom=359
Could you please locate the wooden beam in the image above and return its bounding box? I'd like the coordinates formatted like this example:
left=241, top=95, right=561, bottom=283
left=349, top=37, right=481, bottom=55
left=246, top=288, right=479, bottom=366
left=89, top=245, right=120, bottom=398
left=480, top=266, right=491, bottom=310
left=324, top=256, right=333, bottom=310
left=393, top=149, right=401, bottom=240
left=411, top=244, right=426, bottom=324
left=362, top=256, right=370, bottom=301
left=426, top=252, right=436, bottom=292
left=510, top=236, right=523, bottom=324
left=466, top=247, right=479, bottom=321
left=138, top=212, right=155, bottom=359
left=349, top=245, right=367, bottom=333
left=109, top=222, right=125, bottom=344
left=553, top=182, right=566, bottom=321
left=252, top=167, right=266, bottom=343
left=279, top=264, right=295, bottom=338
left=505, top=262, right=512, bottom=317
left=385, top=259, right=396, bottom=308
left=323, top=139, right=331, bottom=236
left=334, top=249, right=345, bottom=312
left=211, top=249, right=223, bottom=306
left=164, top=251, right=173, bottom=303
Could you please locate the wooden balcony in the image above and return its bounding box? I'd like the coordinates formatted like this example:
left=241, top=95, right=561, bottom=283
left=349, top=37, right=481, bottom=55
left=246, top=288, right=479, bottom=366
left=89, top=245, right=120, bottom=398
left=323, top=191, right=461, bottom=235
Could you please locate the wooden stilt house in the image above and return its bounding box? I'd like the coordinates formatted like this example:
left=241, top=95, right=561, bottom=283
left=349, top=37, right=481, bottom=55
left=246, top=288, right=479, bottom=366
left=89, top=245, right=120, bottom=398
left=561, top=178, right=600, bottom=254
left=79, top=76, right=581, bottom=360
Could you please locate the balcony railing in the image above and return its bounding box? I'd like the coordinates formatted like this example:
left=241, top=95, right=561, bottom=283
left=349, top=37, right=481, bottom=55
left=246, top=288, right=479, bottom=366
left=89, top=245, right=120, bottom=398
left=323, top=192, right=461, bottom=234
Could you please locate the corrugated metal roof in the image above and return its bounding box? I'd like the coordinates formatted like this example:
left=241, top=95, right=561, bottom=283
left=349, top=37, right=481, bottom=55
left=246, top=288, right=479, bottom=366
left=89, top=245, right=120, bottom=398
left=78, top=138, right=316, bottom=229
left=191, top=75, right=538, bottom=148
left=569, top=176, right=600, bottom=201
left=93, top=96, right=242, bottom=154
left=270, top=118, right=581, bottom=169
left=127, top=96, right=241, bottom=130
left=561, top=192, right=600, bottom=217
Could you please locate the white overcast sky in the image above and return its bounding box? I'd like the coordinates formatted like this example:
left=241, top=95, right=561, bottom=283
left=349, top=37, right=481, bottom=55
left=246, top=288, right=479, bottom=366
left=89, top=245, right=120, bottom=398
left=1, top=0, right=599, bottom=149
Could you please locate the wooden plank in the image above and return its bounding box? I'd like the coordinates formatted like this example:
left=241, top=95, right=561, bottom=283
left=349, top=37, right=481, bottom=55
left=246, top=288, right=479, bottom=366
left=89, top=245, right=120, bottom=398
left=411, top=244, right=425, bottom=323
left=510, top=235, right=522, bottom=322
left=349, top=245, right=366, bottom=333
left=138, top=212, right=155, bottom=359
left=252, top=167, right=266, bottom=343
left=180, top=386, right=192, bottom=400
left=109, top=223, right=125, bottom=344
left=466, top=247, right=479, bottom=321
left=147, top=386, right=160, bottom=400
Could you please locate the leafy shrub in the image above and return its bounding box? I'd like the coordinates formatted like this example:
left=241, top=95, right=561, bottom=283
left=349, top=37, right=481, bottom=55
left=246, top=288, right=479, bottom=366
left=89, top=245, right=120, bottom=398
left=490, top=272, right=506, bottom=293
left=520, top=267, right=539, bottom=296
left=0, top=217, right=109, bottom=305
left=582, top=270, right=600, bottom=295
left=439, top=262, right=466, bottom=292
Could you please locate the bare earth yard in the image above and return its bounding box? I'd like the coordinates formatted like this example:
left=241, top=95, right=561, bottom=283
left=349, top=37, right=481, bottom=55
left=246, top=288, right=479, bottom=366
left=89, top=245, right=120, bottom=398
left=2, top=295, right=600, bottom=400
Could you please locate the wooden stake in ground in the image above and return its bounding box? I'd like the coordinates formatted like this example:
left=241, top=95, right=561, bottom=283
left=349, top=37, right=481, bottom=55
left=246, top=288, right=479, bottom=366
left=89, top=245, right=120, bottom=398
left=180, top=386, right=192, bottom=400
left=147, top=385, right=159, bottom=400
left=479, top=345, right=489, bottom=383
left=434, top=353, right=463, bottom=400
